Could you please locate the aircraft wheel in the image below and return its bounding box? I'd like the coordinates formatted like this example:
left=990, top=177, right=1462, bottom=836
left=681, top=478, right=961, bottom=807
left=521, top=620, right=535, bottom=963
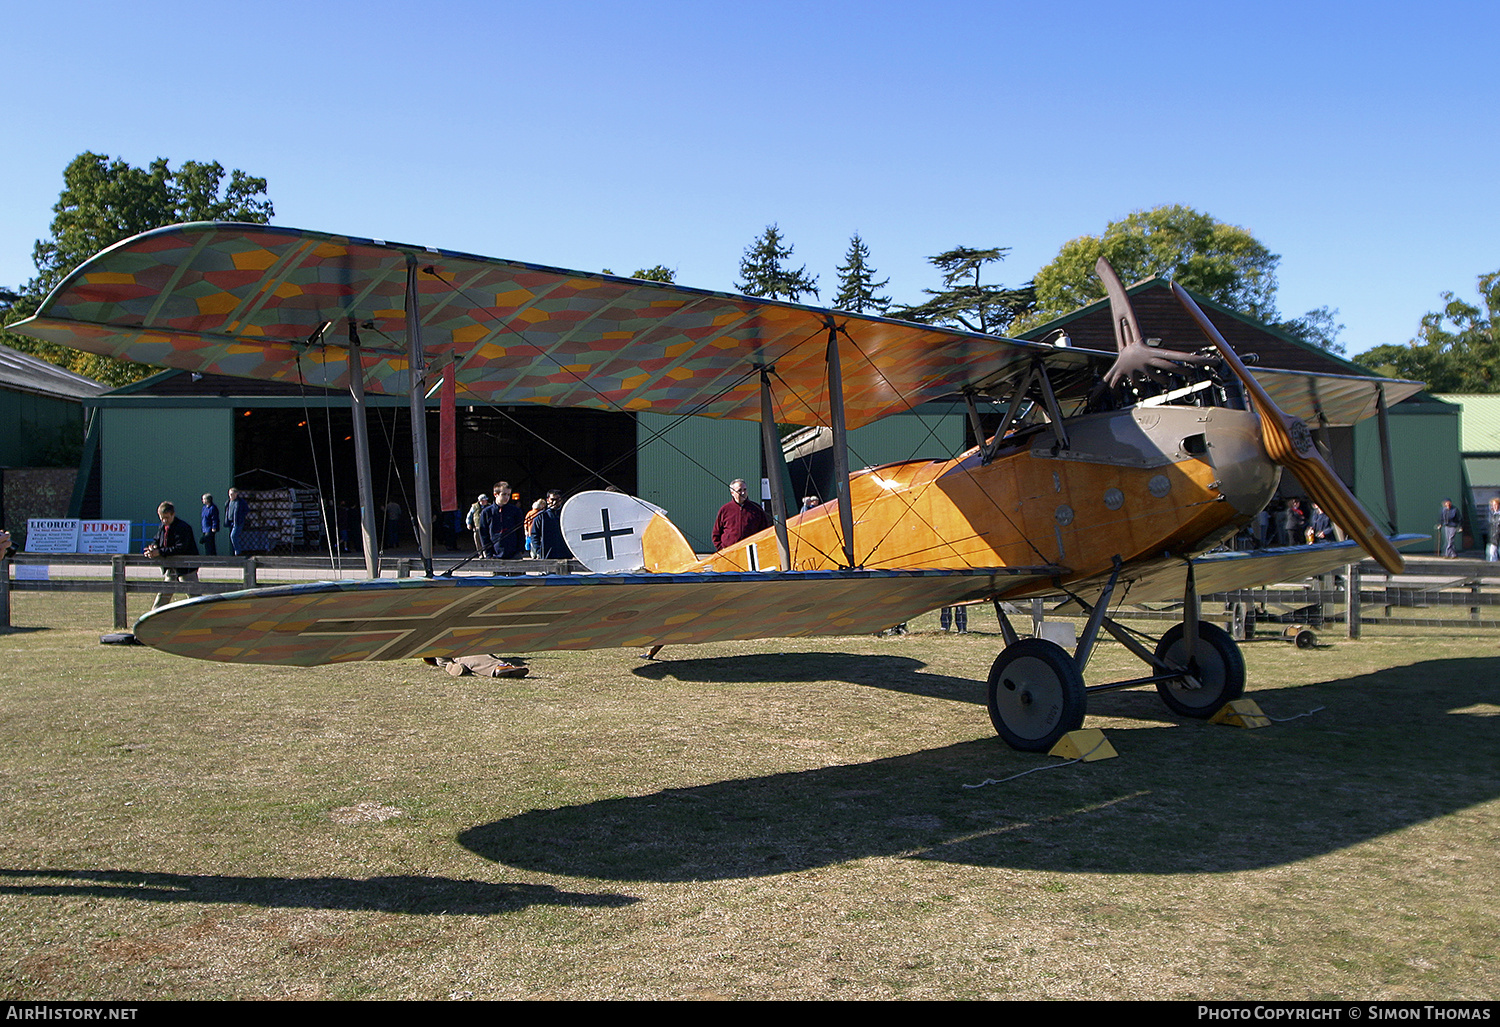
left=1153, top=622, right=1246, bottom=718
left=986, top=639, right=1087, bottom=752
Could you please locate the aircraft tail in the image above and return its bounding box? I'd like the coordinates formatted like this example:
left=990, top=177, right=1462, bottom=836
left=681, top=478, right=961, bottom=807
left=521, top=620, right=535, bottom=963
left=560, top=491, right=699, bottom=574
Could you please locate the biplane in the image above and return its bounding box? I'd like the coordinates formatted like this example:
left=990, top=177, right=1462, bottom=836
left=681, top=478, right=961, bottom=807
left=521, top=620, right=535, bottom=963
left=10, top=222, right=1424, bottom=750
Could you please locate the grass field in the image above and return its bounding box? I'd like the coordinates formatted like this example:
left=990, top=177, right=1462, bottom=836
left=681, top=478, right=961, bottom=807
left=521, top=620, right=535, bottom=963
left=0, top=590, right=1496, bottom=1000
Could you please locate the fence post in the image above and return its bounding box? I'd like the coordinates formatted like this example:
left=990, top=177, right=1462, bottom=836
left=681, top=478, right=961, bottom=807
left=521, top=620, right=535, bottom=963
left=112, top=555, right=128, bottom=630
left=243, top=556, right=257, bottom=590
left=1345, top=563, right=1360, bottom=639
left=397, top=559, right=411, bottom=578
left=0, top=554, right=10, bottom=629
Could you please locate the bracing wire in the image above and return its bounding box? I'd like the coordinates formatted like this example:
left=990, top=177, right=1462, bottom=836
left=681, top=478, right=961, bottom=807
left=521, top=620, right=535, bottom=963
left=834, top=324, right=1054, bottom=568
left=293, top=350, right=339, bottom=568
left=768, top=366, right=983, bottom=570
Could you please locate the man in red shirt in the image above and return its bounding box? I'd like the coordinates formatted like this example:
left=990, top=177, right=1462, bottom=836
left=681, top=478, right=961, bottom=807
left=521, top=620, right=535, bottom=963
left=712, top=478, right=770, bottom=551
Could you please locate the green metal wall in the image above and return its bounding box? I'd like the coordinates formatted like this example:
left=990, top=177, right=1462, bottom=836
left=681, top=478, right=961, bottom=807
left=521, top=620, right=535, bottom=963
left=0, top=389, right=85, bottom=467
left=846, top=408, right=966, bottom=469
left=636, top=413, right=759, bottom=554
left=1353, top=397, right=1463, bottom=540
left=100, top=407, right=235, bottom=528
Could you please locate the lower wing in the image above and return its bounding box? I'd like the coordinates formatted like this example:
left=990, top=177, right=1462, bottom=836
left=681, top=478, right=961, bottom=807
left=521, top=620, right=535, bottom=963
left=1057, top=535, right=1427, bottom=607
left=134, top=566, right=1060, bottom=666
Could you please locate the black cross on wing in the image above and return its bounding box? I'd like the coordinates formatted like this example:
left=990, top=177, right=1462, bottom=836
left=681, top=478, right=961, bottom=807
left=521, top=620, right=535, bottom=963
left=298, top=585, right=568, bottom=661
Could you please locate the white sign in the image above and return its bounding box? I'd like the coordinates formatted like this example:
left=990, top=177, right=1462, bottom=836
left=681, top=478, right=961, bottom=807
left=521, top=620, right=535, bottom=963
left=24, top=518, right=80, bottom=553
left=18, top=518, right=80, bottom=580
left=80, top=521, right=132, bottom=554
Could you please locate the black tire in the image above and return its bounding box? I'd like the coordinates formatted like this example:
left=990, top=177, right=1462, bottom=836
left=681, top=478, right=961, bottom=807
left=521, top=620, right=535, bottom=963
left=986, top=639, right=1088, bottom=752
left=1153, top=621, right=1246, bottom=718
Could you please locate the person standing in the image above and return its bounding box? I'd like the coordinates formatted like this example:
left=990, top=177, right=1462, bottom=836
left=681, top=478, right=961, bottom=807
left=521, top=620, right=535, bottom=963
left=1440, top=498, right=1462, bottom=557
left=1282, top=499, right=1306, bottom=549
left=466, top=493, right=489, bottom=554
left=524, top=499, right=545, bottom=557
left=1307, top=503, right=1333, bottom=544
left=1487, top=498, right=1500, bottom=562
left=528, top=489, right=573, bottom=560
left=145, top=501, right=200, bottom=609
left=486, top=481, right=524, bottom=560
left=712, top=478, right=770, bottom=551
left=200, top=493, right=220, bottom=556
left=225, top=488, right=249, bottom=556
left=384, top=500, right=403, bottom=550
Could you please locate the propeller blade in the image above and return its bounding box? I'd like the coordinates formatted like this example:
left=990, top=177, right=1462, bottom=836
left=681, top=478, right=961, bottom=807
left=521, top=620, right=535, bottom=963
left=1097, top=256, right=1145, bottom=354
left=1096, top=258, right=1212, bottom=389
left=1168, top=281, right=1405, bottom=574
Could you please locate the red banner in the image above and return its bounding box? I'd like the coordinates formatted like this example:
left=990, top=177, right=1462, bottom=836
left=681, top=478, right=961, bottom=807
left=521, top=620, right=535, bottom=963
left=439, top=364, right=457, bottom=511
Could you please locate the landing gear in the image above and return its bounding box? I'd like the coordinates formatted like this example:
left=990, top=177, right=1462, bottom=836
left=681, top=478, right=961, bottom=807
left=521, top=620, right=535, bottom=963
left=984, top=561, right=1249, bottom=750
left=986, top=639, right=1087, bottom=752
left=1152, top=621, right=1246, bottom=718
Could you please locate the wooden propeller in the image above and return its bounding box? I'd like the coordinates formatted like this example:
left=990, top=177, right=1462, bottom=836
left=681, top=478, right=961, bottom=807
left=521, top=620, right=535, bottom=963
left=1096, top=258, right=1212, bottom=389
left=1166, top=280, right=1405, bottom=574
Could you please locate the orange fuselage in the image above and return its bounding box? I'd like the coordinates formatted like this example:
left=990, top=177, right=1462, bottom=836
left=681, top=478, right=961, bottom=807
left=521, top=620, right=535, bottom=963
left=695, top=404, right=1279, bottom=597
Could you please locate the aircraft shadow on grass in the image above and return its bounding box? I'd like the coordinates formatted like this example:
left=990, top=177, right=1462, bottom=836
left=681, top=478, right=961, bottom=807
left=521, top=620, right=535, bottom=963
left=630, top=651, right=984, bottom=704
left=461, top=654, right=1500, bottom=882
left=0, top=868, right=638, bottom=916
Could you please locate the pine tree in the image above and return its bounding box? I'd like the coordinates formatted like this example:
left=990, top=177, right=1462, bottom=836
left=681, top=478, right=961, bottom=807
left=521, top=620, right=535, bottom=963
left=891, top=246, right=1034, bottom=335
left=831, top=233, right=891, bottom=314
left=735, top=224, right=819, bottom=302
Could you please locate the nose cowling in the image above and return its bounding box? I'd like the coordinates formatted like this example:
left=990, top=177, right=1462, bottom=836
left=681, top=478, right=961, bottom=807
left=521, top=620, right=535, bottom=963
left=1203, top=406, right=1281, bottom=517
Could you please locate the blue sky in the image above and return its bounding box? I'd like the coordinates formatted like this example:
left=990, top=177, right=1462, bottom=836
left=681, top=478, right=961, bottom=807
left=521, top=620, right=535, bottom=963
left=4, top=0, right=1496, bottom=358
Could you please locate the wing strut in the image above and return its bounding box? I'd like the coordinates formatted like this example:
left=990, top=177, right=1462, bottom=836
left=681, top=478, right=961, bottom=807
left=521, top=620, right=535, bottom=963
left=758, top=366, right=792, bottom=571
left=1375, top=383, right=1399, bottom=533
left=963, top=392, right=993, bottom=465
left=405, top=256, right=435, bottom=575
left=345, top=319, right=380, bottom=578
left=824, top=318, right=856, bottom=568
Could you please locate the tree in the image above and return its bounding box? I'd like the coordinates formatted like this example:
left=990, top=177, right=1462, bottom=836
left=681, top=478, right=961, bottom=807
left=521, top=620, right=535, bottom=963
left=1278, top=305, right=1346, bottom=355
left=3, top=152, right=274, bottom=386
left=603, top=265, right=676, bottom=282
left=735, top=224, right=818, bottom=302
left=1355, top=270, right=1500, bottom=392
left=1016, top=205, right=1281, bottom=331
left=890, top=246, right=1034, bottom=335
left=830, top=233, right=891, bottom=314
left=27, top=152, right=273, bottom=302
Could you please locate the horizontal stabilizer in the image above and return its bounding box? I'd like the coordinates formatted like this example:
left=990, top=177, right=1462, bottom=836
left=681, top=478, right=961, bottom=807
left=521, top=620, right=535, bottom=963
left=560, top=491, right=697, bottom=573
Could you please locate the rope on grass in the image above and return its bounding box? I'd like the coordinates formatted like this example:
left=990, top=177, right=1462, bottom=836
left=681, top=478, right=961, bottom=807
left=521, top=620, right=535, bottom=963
left=962, top=736, right=1109, bottom=788
left=1263, top=705, right=1326, bottom=722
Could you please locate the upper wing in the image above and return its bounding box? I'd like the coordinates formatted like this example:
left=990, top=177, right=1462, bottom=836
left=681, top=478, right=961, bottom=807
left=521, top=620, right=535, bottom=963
left=1248, top=366, right=1424, bottom=427
left=133, top=566, right=1060, bottom=666
left=8, top=222, right=1107, bottom=430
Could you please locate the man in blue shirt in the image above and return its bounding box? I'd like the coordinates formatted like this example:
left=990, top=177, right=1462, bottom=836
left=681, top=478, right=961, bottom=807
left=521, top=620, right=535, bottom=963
left=200, top=493, right=221, bottom=555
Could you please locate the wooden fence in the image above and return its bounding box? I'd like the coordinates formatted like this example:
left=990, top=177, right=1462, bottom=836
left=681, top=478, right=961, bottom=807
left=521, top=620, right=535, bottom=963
left=0, top=552, right=573, bottom=630
left=1087, top=557, right=1500, bottom=637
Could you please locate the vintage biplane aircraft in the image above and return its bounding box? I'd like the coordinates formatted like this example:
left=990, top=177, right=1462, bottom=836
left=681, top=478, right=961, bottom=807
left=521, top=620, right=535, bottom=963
left=10, top=222, right=1424, bottom=750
